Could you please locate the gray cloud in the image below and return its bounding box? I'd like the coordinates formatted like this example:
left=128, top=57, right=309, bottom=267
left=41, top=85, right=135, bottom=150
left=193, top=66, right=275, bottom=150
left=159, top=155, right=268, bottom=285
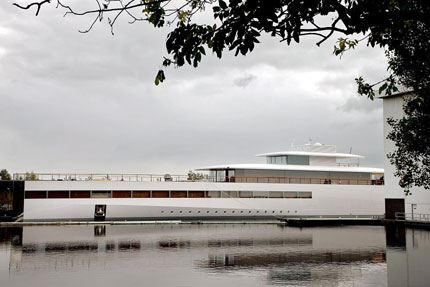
left=340, top=95, right=383, bottom=113
left=234, top=74, right=257, bottom=87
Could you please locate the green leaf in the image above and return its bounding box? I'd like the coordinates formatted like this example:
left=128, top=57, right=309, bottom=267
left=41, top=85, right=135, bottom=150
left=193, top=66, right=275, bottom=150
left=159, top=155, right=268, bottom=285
left=154, top=70, right=165, bottom=86
left=378, top=82, right=388, bottom=94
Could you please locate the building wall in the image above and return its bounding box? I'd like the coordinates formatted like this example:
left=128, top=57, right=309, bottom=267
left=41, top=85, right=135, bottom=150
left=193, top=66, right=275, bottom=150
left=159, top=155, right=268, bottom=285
left=383, top=95, right=430, bottom=214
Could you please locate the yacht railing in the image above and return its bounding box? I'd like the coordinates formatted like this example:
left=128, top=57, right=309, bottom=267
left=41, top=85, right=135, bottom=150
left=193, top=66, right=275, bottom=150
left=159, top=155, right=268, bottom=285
left=336, top=163, right=360, bottom=167
left=13, top=173, right=189, bottom=182
left=13, top=173, right=383, bottom=185
left=395, top=212, right=430, bottom=222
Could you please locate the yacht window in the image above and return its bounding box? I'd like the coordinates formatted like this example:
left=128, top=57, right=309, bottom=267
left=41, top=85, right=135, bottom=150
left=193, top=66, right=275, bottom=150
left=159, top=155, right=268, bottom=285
left=206, top=191, right=221, bottom=198
left=298, top=192, right=312, bottom=199
left=269, top=192, right=283, bottom=198
left=189, top=191, right=205, bottom=198
left=91, top=191, right=111, bottom=198
left=71, top=190, right=90, bottom=198
left=25, top=191, right=47, bottom=199
left=209, top=171, right=216, bottom=182
left=152, top=191, right=169, bottom=198
left=226, top=170, right=235, bottom=182
left=284, top=192, right=298, bottom=198
left=281, top=156, right=287, bottom=165
left=113, top=191, right=131, bottom=198
left=171, top=191, right=187, bottom=198
left=132, top=191, right=150, bottom=198
left=253, top=191, right=269, bottom=198
left=216, top=170, right=226, bottom=182
left=287, top=155, right=309, bottom=165
left=222, top=191, right=237, bottom=198
left=239, top=191, right=253, bottom=198
left=48, top=190, right=69, bottom=198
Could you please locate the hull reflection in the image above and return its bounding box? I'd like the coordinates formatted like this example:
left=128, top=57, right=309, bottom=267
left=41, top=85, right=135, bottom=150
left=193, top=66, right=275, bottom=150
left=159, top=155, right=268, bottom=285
left=2, top=224, right=423, bottom=287
left=202, top=250, right=386, bottom=268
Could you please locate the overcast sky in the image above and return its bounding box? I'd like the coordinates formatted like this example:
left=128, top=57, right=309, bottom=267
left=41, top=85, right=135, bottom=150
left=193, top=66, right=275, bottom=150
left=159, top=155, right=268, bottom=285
left=0, top=1, right=389, bottom=175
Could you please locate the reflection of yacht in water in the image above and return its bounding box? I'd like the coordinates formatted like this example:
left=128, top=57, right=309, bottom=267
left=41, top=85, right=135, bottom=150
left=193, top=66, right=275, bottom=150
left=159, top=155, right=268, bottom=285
left=17, top=143, right=384, bottom=221
left=3, top=224, right=430, bottom=286
left=2, top=225, right=390, bottom=286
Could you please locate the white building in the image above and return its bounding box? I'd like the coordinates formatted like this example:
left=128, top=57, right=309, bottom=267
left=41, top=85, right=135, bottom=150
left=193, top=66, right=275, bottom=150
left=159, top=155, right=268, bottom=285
left=381, top=92, right=430, bottom=218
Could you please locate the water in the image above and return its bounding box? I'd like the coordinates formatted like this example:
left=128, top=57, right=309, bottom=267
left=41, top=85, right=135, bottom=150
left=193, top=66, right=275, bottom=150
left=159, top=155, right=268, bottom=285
left=0, top=224, right=428, bottom=287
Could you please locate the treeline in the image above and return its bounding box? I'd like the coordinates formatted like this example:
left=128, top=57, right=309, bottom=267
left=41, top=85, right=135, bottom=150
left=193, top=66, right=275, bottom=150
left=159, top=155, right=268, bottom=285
left=0, top=169, right=11, bottom=180
left=1, top=169, right=38, bottom=181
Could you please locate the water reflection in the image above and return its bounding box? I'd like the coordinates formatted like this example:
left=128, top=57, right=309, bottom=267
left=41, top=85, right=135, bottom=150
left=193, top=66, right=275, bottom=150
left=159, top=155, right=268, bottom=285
left=0, top=224, right=428, bottom=286
left=94, top=225, right=106, bottom=237
left=203, top=250, right=386, bottom=268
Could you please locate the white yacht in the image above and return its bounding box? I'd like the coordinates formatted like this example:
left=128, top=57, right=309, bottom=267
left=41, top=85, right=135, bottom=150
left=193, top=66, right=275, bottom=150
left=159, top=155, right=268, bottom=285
left=18, top=143, right=384, bottom=221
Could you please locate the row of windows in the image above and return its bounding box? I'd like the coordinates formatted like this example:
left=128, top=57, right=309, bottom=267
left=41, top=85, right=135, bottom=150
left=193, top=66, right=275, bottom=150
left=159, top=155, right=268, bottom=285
left=24, top=190, right=312, bottom=199
left=266, top=155, right=310, bottom=165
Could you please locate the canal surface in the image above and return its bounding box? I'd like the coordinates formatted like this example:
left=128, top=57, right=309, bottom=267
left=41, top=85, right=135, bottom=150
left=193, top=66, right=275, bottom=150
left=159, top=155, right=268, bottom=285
left=0, top=224, right=428, bottom=287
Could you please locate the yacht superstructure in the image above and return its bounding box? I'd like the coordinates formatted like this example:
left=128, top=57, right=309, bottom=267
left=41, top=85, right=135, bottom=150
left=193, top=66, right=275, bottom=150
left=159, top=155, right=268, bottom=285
left=18, top=143, right=384, bottom=221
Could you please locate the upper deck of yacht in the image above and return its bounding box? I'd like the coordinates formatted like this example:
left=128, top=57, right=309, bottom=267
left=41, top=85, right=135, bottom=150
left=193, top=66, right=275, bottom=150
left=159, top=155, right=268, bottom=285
left=196, top=142, right=383, bottom=184
left=14, top=143, right=384, bottom=186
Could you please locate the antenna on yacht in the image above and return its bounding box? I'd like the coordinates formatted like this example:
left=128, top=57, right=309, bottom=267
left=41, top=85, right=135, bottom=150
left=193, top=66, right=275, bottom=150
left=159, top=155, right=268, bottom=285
left=349, top=147, right=352, bottom=154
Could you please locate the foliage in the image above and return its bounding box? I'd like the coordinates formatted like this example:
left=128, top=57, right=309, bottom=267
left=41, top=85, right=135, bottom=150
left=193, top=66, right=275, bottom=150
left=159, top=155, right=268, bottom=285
left=387, top=95, right=430, bottom=195
left=345, top=3, right=430, bottom=193
left=187, top=170, right=205, bottom=181
left=0, top=187, right=13, bottom=211
left=384, top=17, right=430, bottom=194
left=0, top=169, right=12, bottom=180
left=25, top=171, right=38, bottom=181
left=13, top=1, right=429, bottom=79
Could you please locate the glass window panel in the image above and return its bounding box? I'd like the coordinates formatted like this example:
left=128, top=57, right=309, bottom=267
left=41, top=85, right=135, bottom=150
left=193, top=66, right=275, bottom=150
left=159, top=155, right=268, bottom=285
left=287, top=155, right=310, bottom=165
left=71, top=191, right=90, bottom=198
left=171, top=191, right=187, bottom=198
left=151, top=191, right=169, bottom=198
left=216, top=170, right=226, bottom=182
left=48, top=191, right=69, bottom=198
left=269, top=192, right=283, bottom=198
left=298, top=192, right=312, bottom=199
left=209, top=171, right=216, bottom=182
left=230, top=191, right=237, bottom=198
left=206, top=191, right=220, bottom=198
left=132, top=191, right=150, bottom=198
left=222, top=191, right=237, bottom=198
left=91, top=191, right=111, bottom=198
left=281, top=156, right=287, bottom=165
left=239, top=191, right=253, bottom=198
left=25, top=191, right=46, bottom=199
left=113, top=191, right=131, bottom=198
left=253, top=191, right=269, bottom=198
left=283, top=192, right=298, bottom=198
left=189, top=191, right=205, bottom=198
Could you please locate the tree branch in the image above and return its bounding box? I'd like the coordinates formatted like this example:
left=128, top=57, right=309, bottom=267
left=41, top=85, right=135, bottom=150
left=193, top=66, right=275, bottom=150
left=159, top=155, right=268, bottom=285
left=13, top=0, right=51, bottom=16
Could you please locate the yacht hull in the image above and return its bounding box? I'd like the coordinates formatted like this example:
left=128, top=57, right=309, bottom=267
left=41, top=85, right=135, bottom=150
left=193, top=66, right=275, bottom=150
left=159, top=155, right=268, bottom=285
left=23, top=181, right=384, bottom=221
